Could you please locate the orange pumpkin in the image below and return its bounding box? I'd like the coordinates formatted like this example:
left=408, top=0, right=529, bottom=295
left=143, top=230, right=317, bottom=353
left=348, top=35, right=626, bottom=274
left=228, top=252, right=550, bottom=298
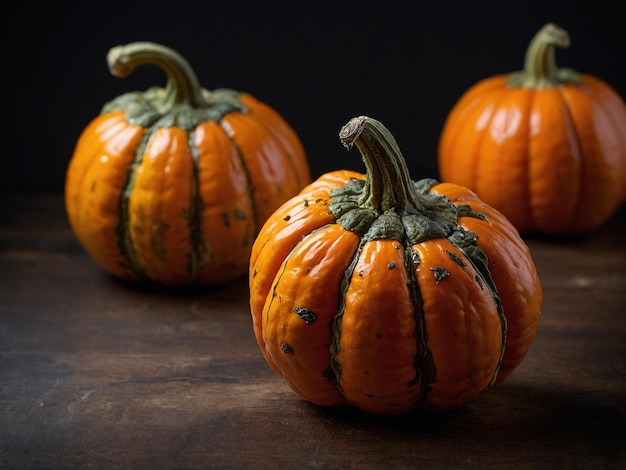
left=250, top=116, right=542, bottom=415
left=438, top=23, right=626, bottom=234
left=65, top=42, right=310, bottom=286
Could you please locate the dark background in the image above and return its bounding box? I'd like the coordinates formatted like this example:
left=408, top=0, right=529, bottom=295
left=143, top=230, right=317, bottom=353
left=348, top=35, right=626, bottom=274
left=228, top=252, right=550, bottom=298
left=4, top=1, right=625, bottom=193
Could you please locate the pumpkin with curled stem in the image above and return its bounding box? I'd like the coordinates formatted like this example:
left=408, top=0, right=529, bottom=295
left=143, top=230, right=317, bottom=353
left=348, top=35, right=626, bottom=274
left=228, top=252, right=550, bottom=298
left=438, top=23, right=626, bottom=234
left=249, top=116, right=542, bottom=415
left=65, top=42, right=310, bottom=286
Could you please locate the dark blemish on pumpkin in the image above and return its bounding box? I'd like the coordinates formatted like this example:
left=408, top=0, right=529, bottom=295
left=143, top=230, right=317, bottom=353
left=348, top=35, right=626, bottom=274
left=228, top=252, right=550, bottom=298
left=446, top=250, right=466, bottom=267
left=150, top=222, right=169, bottom=260
left=411, top=250, right=420, bottom=266
left=242, top=224, right=250, bottom=246
left=394, top=244, right=402, bottom=250
left=315, top=198, right=323, bottom=203
left=234, top=208, right=246, bottom=220
left=407, top=370, right=421, bottom=387
left=294, top=307, right=317, bottom=324
left=283, top=215, right=291, bottom=221
left=253, top=267, right=258, bottom=278
left=221, top=212, right=230, bottom=227
left=303, top=199, right=309, bottom=207
left=90, top=181, right=97, bottom=192
left=430, top=266, right=450, bottom=283
left=281, top=343, right=293, bottom=353
left=475, top=275, right=484, bottom=290
left=376, top=333, right=381, bottom=338
left=388, top=262, right=397, bottom=269
left=323, top=366, right=337, bottom=386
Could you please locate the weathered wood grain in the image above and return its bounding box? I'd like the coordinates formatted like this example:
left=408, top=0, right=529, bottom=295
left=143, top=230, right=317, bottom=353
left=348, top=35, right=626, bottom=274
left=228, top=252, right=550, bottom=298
left=1, top=194, right=624, bottom=469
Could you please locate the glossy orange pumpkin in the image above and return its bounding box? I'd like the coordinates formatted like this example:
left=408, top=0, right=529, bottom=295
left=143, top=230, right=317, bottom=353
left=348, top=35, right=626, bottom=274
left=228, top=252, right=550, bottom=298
left=438, top=23, right=626, bottom=234
left=250, top=116, right=542, bottom=415
left=65, top=42, right=311, bottom=286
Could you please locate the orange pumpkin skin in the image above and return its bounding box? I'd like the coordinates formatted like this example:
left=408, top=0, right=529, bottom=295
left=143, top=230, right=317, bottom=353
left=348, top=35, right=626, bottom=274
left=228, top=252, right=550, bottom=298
left=65, top=42, right=310, bottom=286
left=438, top=23, right=626, bottom=234
left=250, top=117, right=542, bottom=415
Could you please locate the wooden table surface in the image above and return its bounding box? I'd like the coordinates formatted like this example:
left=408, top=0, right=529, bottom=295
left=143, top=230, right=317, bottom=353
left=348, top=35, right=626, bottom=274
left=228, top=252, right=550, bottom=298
left=1, top=193, right=625, bottom=469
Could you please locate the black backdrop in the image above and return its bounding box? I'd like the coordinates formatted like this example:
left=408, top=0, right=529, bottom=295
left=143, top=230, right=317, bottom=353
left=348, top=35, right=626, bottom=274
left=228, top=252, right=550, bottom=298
left=4, top=1, right=625, bottom=192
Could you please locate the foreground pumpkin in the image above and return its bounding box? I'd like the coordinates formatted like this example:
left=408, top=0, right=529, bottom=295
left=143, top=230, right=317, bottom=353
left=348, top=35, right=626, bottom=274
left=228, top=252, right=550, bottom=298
left=250, top=116, right=542, bottom=415
left=438, top=23, right=626, bottom=234
left=65, top=42, right=310, bottom=286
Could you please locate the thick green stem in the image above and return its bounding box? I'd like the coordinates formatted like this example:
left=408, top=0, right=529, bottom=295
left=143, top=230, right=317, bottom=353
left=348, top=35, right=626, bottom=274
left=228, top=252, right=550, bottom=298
left=507, top=23, right=579, bottom=89
left=339, top=116, right=425, bottom=214
left=107, top=42, right=209, bottom=113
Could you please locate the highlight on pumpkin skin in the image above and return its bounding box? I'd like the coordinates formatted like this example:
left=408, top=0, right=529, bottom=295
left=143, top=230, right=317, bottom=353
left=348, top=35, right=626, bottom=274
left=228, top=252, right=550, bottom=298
left=335, top=238, right=424, bottom=414
left=262, top=224, right=359, bottom=407
left=237, top=95, right=311, bottom=190
left=65, top=41, right=311, bottom=286
left=437, top=23, right=626, bottom=234
left=430, top=183, right=542, bottom=382
left=249, top=115, right=542, bottom=415
left=249, top=175, right=345, bottom=364
left=192, top=121, right=255, bottom=283
left=64, top=112, right=145, bottom=282
left=410, top=239, right=503, bottom=410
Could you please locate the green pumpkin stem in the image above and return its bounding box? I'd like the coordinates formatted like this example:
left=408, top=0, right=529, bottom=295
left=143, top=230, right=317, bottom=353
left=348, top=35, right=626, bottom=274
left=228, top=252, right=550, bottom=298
left=107, top=42, right=209, bottom=112
left=507, top=23, right=579, bottom=89
left=339, top=116, right=425, bottom=214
